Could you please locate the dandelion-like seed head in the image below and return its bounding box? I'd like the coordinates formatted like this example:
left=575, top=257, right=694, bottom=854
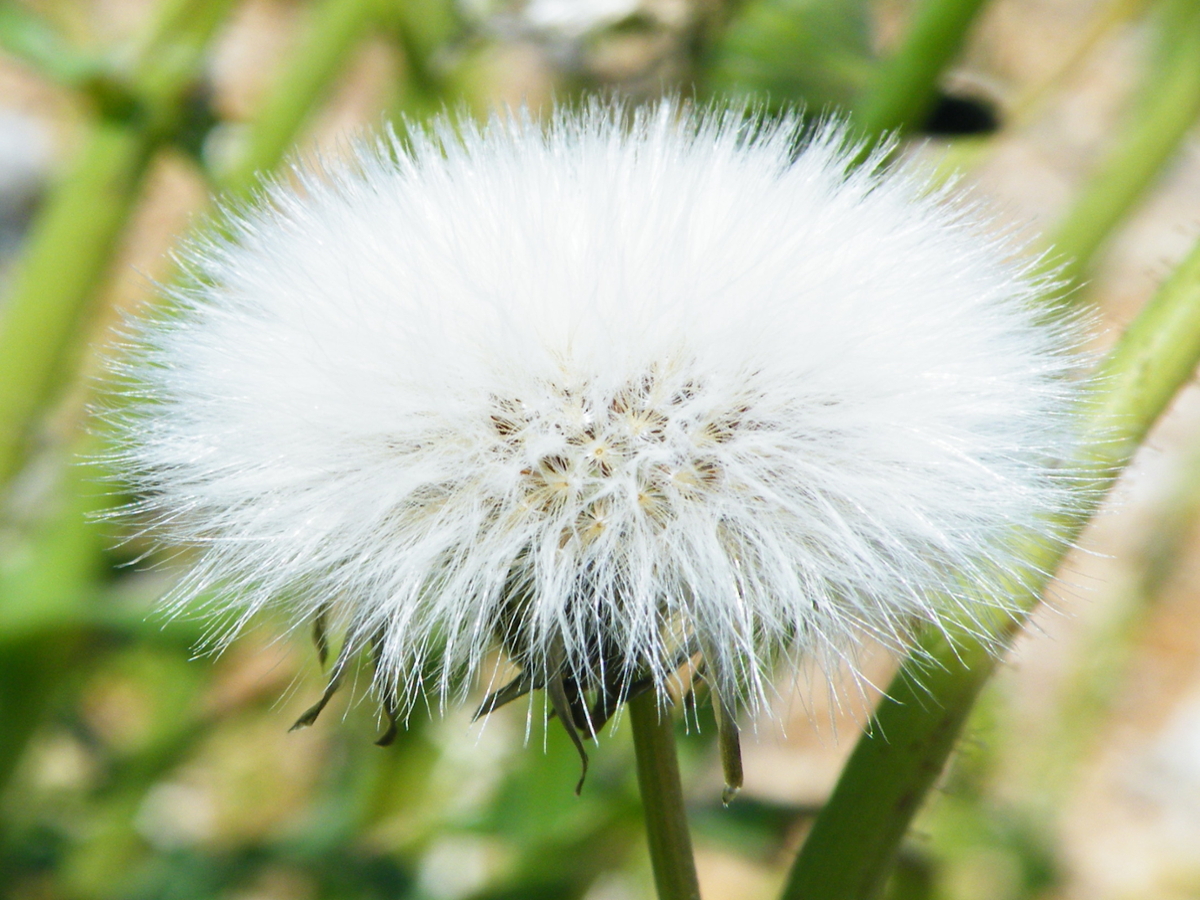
left=111, top=100, right=1086, bottom=789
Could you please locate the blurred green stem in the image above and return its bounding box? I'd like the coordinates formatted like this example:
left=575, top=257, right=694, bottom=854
left=0, top=125, right=149, bottom=488
left=0, top=0, right=235, bottom=487
left=1045, top=0, right=1200, bottom=290
left=217, top=0, right=382, bottom=195
left=852, top=0, right=990, bottom=138
left=780, top=233, right=1200, bottom=900
left=629, top=693, right=701, bottom=900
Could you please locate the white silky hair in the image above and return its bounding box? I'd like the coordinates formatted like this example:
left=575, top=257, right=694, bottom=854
left=110, top=100, right=1087, bottom=718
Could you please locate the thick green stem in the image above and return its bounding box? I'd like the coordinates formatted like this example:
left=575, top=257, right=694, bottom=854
left=628, top=693, right=702, bottom=900
left=0, top=125, right=151, bottom=485
left=218, top=0, right=381, bottom=195
left=852, top=0, right=991, bottom=139
left=1045, top=0, right=1200, bottom=290
left=780, top=234, right=1200, bottom=900
left=0, top=0, right=235, bottom=486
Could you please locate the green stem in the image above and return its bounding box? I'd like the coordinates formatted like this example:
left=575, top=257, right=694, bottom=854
left=628, top=692, right=702, bottom=900
left=1045, top=0, right=1200, bottom=290
left=217, top=0, right=381, bottom=195
left=852, top=0, right=991, bottom=139
left=0, top=124, right=151, bottom=486
left=780, top=234, right=1200, bottom=900
left=0, top=0, right=235, bottom=487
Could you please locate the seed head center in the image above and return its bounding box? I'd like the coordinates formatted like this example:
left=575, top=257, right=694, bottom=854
left=489, top=370, right=748, bottom=541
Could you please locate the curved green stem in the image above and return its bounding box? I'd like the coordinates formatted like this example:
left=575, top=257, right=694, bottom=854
left=628, top=692, right=702, bottom=900
left=852, top=0, right=991, bottom=139
left=1046, top=0, right=1200, bottom=291
left=780, top=234, right=1200, bottom=900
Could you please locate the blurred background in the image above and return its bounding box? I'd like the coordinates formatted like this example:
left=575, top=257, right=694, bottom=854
left=3, top=0, right=1200, bottom=897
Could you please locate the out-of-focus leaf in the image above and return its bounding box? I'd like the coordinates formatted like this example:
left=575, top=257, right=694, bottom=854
left=703, top=0, right=873, bottom=112
left=0, top=3, right=107, bottom=88
left=483, top=714, right=628, bottom=843
left=0, top=457, right=107, bottom=805
left=465, top=712, right=641, bottom=897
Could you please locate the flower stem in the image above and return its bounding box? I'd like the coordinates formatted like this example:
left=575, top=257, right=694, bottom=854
left=628, top=692, right=702, bottom=900
left=852, top=0, right=991, bottom=139
left=778, top=232, right=1200, bottom=900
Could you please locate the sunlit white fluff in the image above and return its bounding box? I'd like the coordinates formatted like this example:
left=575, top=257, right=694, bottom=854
left=112, top=101, right=1085, bottom=721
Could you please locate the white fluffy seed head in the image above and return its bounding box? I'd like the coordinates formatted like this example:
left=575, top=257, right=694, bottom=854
left=110, top=100, right=1087, bottom=719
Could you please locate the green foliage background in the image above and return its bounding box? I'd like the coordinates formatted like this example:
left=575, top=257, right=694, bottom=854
left=2, top=0, right=1200, bottom=898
